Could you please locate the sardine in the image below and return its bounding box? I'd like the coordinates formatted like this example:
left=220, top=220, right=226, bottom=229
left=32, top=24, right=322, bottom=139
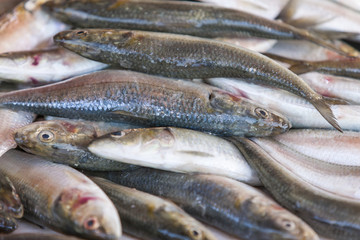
left=43, top=0, right=353, bottom=56
left=253, top=137, right=360, bottom=200
left=0, top=150, right=121, bottom=240
left=14, top=120, right=137, bottom=171
left=300, top=72, right=360, bottom=105
left=54, top=29, right=341, bottom=131
left=92, top=177, right=217, bottom=240
left=0, top=70, right=290, bottom=137
left=233, top=137, right=360, bottom=240
left=0, top=108, right=36, bottom=157
left=273, top=129, right=360, bottom=166
left=88, top=127, right=260, bottom=185
left=205, top=77, right=360, bottom=131
left=0, top=48, right=108, bottom=84
left=265, top=52, right=360, bottom=78
left=87, top=168, right=319, bottom=240
left=0, top=1, right=68, bottom=53
left=0, top=174, right=23, bottom=218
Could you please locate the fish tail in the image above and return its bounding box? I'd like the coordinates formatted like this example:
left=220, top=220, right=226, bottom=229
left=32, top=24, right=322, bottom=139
left=311, top=97, right=343, bottom=132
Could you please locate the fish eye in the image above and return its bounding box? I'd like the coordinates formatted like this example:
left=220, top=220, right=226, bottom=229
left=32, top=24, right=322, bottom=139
left=281, top=219, right=296, bottom=230
left=84, top=216, right=100, bottom=230
left=192, top=230, right=200, bottom=237
left=111, top=131, right=126, bottom=138
left=38, top=130, right=54, bottom=142
left=76, top=30, right=88, bottom=37
left=255, top=108, right=269, bottom=119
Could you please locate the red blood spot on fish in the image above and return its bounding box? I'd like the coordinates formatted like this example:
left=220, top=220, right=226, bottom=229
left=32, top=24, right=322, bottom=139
left=30, top=77, right=39, bottom=85
left=61, top=122, right=79, bottom=133
left=32, top=55, right=41, bottom=66
left=73, top=196, right=98, bottom=210
left=323, top=76, right=333, bottom=84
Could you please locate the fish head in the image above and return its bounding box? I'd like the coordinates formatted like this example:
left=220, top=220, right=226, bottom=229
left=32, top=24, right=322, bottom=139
left=157, top=205, right=217, bottom=240
left=246, top=196, right=319, bottom=240
left=209, top=90, right=291, bottom=136
left=0, top=176, right=23, bottom=219
left=14, top=120, right=96, bottom=157
left=53, top=187, right=121, bottom=240
left=89, top=127, right=176, bottom=160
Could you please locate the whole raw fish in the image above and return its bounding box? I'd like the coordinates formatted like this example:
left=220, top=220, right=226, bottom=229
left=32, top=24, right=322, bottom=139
left=14, top=120, right=137, bottom=171
left=0, top=70, right=290, bottom=137
left=92, top=177, right=217, bottom=240
left=0, top=150, right=121, bottom=240
left=206, top=77, right=360, bottom=131
left=43, top=0, right=353, bottom=56
left=0, top=108, right=36, bottom=157
left=234, top=137, right=360, bottom=240
left=88, top=127, right=260, bottom=185
left=54, top=29, right=341, bottom=131
left=273, top=129, right=360, bottom=166
left=0, top=0, right=68, bottom=53
left=0, top=48, right=108, bottom=84
left=88, top=168, right=319, bottom=240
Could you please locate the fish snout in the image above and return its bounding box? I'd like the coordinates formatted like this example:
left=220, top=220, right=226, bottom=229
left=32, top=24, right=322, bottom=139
left=13, top=132, right=27, bottom=146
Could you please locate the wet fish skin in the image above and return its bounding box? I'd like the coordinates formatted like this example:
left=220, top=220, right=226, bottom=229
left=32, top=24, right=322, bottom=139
left=0, top=175, right=23, bottom=219
left=43, top=0, right=354, bottom=56
left=0, top=48, right=108, bottom=84
left=0, top=70, right=289, bottom=137
left=88, top=168, right=319, bottom=240
left=0, top=150, right=121, bottom=240
left=54, top=29, right=340, bottom=131
left=233, top=137, right=360, bottom=240
left=0, top=108, right=36, bottom=157
left=14, top=120, right=135, bottom=171
left=92, top=177, right=217, bottom=240
left=88, top=127, right=260, bottom=185
left=0, top=215, right=17, bottom=234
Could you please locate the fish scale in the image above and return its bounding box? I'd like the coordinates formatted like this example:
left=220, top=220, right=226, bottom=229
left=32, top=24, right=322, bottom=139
left=0, top=70, right=289, bottom=137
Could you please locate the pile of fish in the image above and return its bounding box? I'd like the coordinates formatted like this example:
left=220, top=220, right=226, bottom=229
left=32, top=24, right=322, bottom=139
left=1, top=0, right=360, bottom=239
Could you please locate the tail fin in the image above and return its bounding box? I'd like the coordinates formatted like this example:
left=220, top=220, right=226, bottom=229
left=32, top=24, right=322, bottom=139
left=311, top=97, right=343, bottom=132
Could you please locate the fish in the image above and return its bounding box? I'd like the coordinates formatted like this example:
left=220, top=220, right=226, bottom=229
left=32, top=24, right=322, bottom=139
left=252, top=137, right=360, bottom=200
left=233, top=137, right=360, bottom=240
left=14, top=120, right=138, bottom=171
left=0, top=174, right=23, bottom=218
left=0, top=0, right=68, bottom=53
left=91, top=177, right=217, bottom=240
left=0, top=216, right=17, bottom=234
left=43, top=0, right=354, bottom=56
left=0, top=150, right=121, bottom=240
left=87, top=168, right=319, bottom=240
left=205, top=77, right=360, bottom=131
left=273, top=129, right=360, bottom=166
left=300, top=72, right=360, bottom=105
left=215, top=38, right=277, bottom=52
left=0, top=48, right=108, bottom=84
left=88, top=127, right=260, bottom=185
left=54, top=29, right=341, bottom=131
left=0, top=70, right=290, bottom=137
left=265, top=52, right=360, bottom=78
left=0, top=107, right=36, bottom=157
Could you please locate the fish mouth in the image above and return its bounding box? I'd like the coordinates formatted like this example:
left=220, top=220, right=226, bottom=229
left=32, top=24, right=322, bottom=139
left=13, top=132, right=27, bottom=146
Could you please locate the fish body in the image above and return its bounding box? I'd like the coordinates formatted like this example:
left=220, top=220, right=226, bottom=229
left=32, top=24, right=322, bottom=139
left=0, top=1, right=68, bottom=53
left=273, top=129, right=360, bottom=166
left=43, top=0, right=352, bottom=56
left=92, top=177, right=217, bottom=240
left=14, top=120, right=136, bottom=171
left=0, top=150, right=121, bottom=240
left=88, top=127, right=260, bottom=185
left=0, top=174, right=23, bottom=218
left=0, top=70, right=290, bottom=137
left=206, top=77, right=360, bottom=131
left=0, top=48, right=108, bottom=84
left=54, top=29, right=340, bottom=131
left=88, top=168, right=319, bottom=240
left=234, top=137, right=360, bottom=240
left=0, top=108, right=36, bottom=157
